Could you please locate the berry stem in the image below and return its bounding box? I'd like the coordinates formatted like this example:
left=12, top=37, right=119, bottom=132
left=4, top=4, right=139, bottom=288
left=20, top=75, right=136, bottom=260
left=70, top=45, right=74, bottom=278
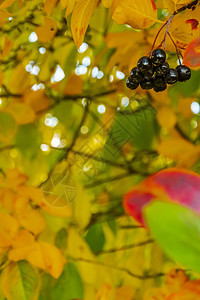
left=163, top=14, right=174, bottom=50
left=150, top=0, right=200, bottom=54
left=167, top=32, right=182, bottom=65
left=150, top=21, right=168, bottom=55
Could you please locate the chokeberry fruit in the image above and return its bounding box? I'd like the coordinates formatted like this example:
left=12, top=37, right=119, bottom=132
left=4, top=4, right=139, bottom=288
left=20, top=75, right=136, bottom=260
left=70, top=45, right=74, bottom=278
left=130, top=67, right=144, bottom=83
left=165, top=68, right=178, bottom=84
left=153, top=83, right=167, bottom=92
left=176, top=65, right=191, bottom=82
left=140, top=76, right=154, bottom=90
left=151, top=48, right=166, bottom=66
left=137, top=56, right=152, bottom=73
left=143, top=66, right=154, bottom=77
left=156, top=62, right=170, bottom=75
left=126, top=78, right=139, bottom=90
left=154, top=75, right=166, bottom=87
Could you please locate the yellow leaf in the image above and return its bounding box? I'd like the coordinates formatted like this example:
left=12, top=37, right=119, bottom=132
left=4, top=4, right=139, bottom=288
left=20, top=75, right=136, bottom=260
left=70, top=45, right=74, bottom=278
left=67, top=229, right=97, bottom=284
left=71, top=0, right=98, bottom=48
left=0, top=111, right=17, bottom=143
left=2, top=37, right=13, bottom=57
left=61, top=0, right=76, bottom=17
left=0, top=0, right=15, bottom=8
left=9, top=65, right=33, bottom=93
left=8, top=230, right=37, bottom=262
left=0, top=9, right=12, bottom=25
left=73, top=183, right=91, bottom=229
left=27, top=241, right=65, bottom=278
left=4, top=102, right=36, bottom=125
left=0, top=211, right=19, bottom=248
left=36, top=17, right=58, bottom=43
left=102, top=0, right=112, bottom=8
left=169, top=7, right=200, bottom=44
left=158, top=132, right=200, bottom=168
left=111, top=0, right=159, bottom=29
left=157, top=107, right=177, bottom=130
left=44, top=0, right=55, bottom=16
left=17, top=206, right=46, bottom=236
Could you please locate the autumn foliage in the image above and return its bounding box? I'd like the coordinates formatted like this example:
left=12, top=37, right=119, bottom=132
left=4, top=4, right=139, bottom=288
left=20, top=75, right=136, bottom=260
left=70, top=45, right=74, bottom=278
left=0, top=0, right=200, bottom=299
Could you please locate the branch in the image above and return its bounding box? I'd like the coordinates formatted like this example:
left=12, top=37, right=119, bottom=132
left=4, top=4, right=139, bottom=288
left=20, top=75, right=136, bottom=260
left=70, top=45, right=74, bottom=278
left=68, top=256, right=164, bottom=280
left=97, top=239, right=154, bottom=255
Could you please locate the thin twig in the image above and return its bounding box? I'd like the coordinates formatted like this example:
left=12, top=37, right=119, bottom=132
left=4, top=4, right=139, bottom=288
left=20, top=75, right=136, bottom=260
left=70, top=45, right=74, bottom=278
left=97, top=239, right=154, bottom=255
left=68, top=256, right=165, bottom=280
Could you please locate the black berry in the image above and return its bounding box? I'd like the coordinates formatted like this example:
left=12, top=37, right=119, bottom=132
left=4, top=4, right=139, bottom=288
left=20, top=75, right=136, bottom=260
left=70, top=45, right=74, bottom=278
left=165, top=68, right=178, bottom=84
left=126, top=78, right=139, bottom=90
left=156, top=62, right=170, bottom=75
left=137, top=56, right=152, bottom=73
left=154, top=75, right=166, bottom=87
left=153, top=83, right=167, bottom=92
left=140, top=76, right=154, bottom=90
left=151, top=48, right=166, bottom=66
left=143, top=66, right=154, bottom=77
left=176, top=65, right=191, bottom=82
left=130, top=67, right=144, bottom=83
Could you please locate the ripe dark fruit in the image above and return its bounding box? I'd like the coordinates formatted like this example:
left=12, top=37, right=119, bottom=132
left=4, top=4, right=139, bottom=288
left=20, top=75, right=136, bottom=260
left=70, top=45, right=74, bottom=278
left=151, top=48, right=166, bottom=66
left=153, top=83, right=167, bottom=92
left=126, top=49, right=191, bottom=93
left=126, top=78, right=139, bottom=90
left=137, top=56, right=152, bottom=73
left=156, top=62, right=170, bottom=75
left=154, top=75, right=166, bottom=87
left=165, top=68, right=178, bottom=84
left=140, top=76, right=154, bottom=90
left=130, top=67, right=144, bottom=83
left=176, top=65, right=191, bottom=82
left=143, top=66, right=154, bottom=77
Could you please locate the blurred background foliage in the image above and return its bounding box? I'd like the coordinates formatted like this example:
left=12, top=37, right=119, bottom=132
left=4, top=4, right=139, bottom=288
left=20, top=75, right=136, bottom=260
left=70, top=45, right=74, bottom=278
left=0, top=0, right=199, bottom=299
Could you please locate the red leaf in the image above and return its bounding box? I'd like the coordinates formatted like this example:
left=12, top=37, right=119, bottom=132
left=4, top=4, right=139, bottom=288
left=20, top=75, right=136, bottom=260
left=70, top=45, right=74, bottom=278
left=123, top=168, right=200, bottom=225
left=183, top=37, right=200, bottom=68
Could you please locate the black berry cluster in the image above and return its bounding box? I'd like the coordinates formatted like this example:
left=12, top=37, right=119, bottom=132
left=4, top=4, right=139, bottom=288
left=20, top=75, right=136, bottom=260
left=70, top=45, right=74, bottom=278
left=126, top=48, right=191, bottom=93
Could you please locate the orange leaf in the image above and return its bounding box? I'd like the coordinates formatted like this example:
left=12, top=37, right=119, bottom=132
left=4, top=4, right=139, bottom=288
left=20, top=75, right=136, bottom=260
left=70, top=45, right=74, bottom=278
left=17, top=207, right=46, bottom=236
left=71, top=0, right=98, bottom=48
left=4, top=102, right=36, bottom=124
left=8, top=230, right=37, bottom=262
left=36, top=17, right=58, bottom=43
left=44, top=0, right=55, bottom=15
left=0, top=211, right=19, bottom=248
left=111, top=0, right=159, bottom=29
left=0, top=0, right=15, bottom=8
left=183, top=37, right=200, bottom=69
left=27, top=241, right=65, bottom=278
left=64, top=74, right=83, bottom=95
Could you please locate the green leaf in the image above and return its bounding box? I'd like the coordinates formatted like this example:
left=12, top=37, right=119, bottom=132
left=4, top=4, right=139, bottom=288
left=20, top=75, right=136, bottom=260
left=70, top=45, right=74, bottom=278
left=85, top=223, right=105, bottom=253
left=39, top=263, right=83, bottom=300
left=0, top=111, right=17, bottom=143
left=15, top=124, right=42, bottom=159
left=51, top=263, right=84, bottom=300
left=145, top=201, right=200, bottom=273
left=102, top=107, right=158, bottom=161
left=1, top=261, right=40, bottom=300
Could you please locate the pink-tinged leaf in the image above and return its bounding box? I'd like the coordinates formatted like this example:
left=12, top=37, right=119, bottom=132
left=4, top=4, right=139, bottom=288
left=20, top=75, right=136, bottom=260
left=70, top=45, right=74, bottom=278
left=123, top=189, right=154, bottom=226
left=183, top=37, right=200, bottom=68
left=144, top=168, right=200, bottom=214
left=123, top=168, right=200, bottom=226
